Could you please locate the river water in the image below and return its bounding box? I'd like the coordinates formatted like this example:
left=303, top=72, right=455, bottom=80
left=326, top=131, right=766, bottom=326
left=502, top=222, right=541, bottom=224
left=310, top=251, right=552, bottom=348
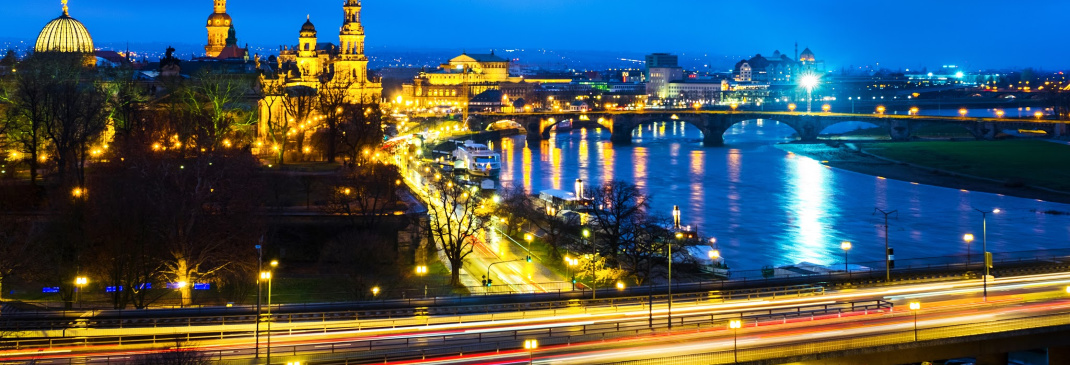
left=491, top=121, right=1070, bottom=270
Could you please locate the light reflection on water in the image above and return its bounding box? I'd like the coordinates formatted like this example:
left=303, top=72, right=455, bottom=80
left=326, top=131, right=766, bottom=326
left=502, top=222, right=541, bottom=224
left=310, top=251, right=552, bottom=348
left=496, top=121, right=1070, bottom=269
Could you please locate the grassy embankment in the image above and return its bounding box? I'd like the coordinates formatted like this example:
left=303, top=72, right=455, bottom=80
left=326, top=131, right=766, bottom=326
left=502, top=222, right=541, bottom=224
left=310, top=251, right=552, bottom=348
left=864, top=140, right=1070, bottom=192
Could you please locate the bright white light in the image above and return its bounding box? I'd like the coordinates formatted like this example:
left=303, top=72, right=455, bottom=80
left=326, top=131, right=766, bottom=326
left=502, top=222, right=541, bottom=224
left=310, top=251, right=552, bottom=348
left=955, top=71, right=965, bottom=78
left=801, top=75, right=819, bottom=90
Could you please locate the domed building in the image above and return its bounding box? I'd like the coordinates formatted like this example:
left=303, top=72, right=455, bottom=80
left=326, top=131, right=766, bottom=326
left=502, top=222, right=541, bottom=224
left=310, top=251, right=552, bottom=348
left=799, top=47, right=816, bottom=63
left=35, top=0, right=95, bottom=64
left=206, top=0, right=234, bottom=57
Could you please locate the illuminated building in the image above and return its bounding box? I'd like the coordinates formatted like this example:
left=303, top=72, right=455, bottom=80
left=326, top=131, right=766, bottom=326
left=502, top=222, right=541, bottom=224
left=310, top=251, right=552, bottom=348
left=34, top=0, right=95, bottom=65
left=733, top=45, right=825, bottom=84
left=205, top=0, right=233, bottom=58
left=400, top=52, right=527, bottom=109
left=259, top=0, right=382, bottom=136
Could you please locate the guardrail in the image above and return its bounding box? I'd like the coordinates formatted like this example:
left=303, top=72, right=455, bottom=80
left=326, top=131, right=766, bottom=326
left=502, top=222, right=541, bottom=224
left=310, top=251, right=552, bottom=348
left=0, top=300, right=891, bottom=363
left=0, top=284, right=823, bottom=335
left=598, top=304, right=1070, bottom=365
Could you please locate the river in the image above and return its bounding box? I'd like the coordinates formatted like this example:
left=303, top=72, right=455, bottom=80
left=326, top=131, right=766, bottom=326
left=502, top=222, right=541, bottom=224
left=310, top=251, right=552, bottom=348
left=490, top=121, right=1070, bottom=270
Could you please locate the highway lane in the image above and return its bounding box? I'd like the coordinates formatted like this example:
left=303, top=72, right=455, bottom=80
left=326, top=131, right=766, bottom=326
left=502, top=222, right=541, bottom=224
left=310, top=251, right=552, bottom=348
left=6, top=272, right=1070, bottom=364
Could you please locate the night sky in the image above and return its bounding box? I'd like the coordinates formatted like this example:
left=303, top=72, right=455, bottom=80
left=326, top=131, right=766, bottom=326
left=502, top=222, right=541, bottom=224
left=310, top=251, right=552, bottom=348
left=1, top=0, right=1067, bottom=69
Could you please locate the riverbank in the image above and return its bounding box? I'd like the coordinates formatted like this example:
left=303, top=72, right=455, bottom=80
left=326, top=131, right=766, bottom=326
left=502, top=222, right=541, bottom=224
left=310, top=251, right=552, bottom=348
left=776, top=141, right=1070, bottom=205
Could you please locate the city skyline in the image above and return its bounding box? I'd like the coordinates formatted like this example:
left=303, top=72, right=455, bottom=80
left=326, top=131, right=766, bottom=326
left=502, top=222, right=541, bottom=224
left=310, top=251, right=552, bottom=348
left=0, top=0, right=1067, bottom=70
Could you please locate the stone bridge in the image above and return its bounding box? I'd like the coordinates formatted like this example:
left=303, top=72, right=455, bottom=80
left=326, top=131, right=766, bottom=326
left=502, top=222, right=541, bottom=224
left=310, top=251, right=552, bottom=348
left=468, top=111, right=1070, bottom=146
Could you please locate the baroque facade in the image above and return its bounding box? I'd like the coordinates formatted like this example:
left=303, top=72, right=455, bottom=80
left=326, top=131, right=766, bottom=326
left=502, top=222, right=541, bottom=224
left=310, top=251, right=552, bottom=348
left=258, top=0, right=383, bottom=138
left=400, top=52, right=524, bottom=109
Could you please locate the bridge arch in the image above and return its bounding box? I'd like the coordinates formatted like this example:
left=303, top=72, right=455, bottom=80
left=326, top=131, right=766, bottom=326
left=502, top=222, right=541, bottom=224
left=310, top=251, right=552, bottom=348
left=716, top=117, right=806, bottom=145
left=610, top=114, right=713, bottom=145
left=909, top=122, right=980, bottom=140
left=817, top=121, right=885, bottom=140
left=486, top=119, right=525, bottom=133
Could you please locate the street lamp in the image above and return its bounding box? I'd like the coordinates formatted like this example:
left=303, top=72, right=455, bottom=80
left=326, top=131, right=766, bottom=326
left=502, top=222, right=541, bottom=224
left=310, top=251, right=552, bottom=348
left=788, top=103, right=797, bottom=113
left=963, top=233, right=975, bottom=266
left=416, top=265, right=428, bottom=297
left=729, top=319, right=742, bottom=363
left=524, top=233, right=533, bottom=248
left=75, top=276, right=88, bottom=308
left=1035, top=111, right=1045, bottom=120
left=523, top=339, right=538, bottom=365
left=996, top=110, right=1005, bottom=118
left=959, top=108, right=969, bottom=118
left=260, top=271, right=273, bottom=364
left=840, top=241, right=852, bottom=273
left=909, top=107, right=919, bottom=116
left=565, top=256, right=578, bottom=291
left=372, top=286, right=380, bottom=297
left=822, top=104, right=831, bottom=113
left=800, top=74, right=819, bottom=113
left=974, top=208, right=999, bottom=301
left=876, top=105, right=886, bottom=115
left=909, top=302, right=921, bottom=341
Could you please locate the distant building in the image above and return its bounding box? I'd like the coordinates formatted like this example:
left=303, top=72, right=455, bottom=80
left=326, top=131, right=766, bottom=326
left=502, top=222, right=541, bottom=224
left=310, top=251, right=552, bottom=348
left=400, top=51, right=529, bottom=109
left=733, top=45, right=825, bottom=85
left=645, top=53, right=679, bottom=68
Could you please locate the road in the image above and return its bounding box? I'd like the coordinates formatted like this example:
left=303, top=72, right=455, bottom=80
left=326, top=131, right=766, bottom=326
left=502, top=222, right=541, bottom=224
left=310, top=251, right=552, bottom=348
left=5, top=271, right=1070, bottom=364
left=395, top=151, right=567, bottom=294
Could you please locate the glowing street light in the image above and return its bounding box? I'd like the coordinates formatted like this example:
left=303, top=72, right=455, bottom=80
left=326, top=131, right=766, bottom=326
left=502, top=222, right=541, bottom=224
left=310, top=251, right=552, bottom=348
left=974, top=208, right=1000, bottom=301
left=909, top=107, right=919, bottom=116
left=75, top=276, right=88, bottom=307
left=260, top=270, right=274, bottom=363
left=996, top=110, right=1005, bottom=118
left=959, top=108, right=969, bottom=118
left=822, top=104, right=831, bottom=113
left=840, top=241, right=852, bottom=273
left=524, top=233, right=533, bottom=247
left=729, top=319, right=743, bottom=363
left=616, top=282, right=625, bottom=290
left=788, top=103, right=797, bottom=113
left=800, top=74, right=819, bottom=113
left=963, top=233, right=975, bottom=266
left=523, top=339, right=539, bottom=364
left=909, top=302, right=921, bottom=341
left=876, top=105, right=886, bottom=115
left=1035, top=111, right=1045, bottom=120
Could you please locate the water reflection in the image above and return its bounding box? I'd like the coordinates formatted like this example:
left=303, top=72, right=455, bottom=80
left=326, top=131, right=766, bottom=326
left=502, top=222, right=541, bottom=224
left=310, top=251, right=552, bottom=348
left=495, top=122, right=1070, bottom=269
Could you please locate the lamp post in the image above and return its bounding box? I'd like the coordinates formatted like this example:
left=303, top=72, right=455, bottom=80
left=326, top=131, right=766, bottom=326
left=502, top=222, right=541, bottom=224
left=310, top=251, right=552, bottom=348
left=729, top=319, right=742, bottom=363
left=260, top=270, right=273, bottom=364
left=524, top=339, right=538, bottom=365
left=788, top=103, right=797, bottom=113
left=996, top=110, right=1005, bottom=119
left=840, top=241, right=852, bottom=273
left=565, top=256, right=577, bottom=291
left=255, top=243, right=263, bottom=360
left=959, top=108, right=969, bottom=118
left=801, top=75, right=819, bottom=113
left=415, top=265, right=428, bottom=297
left=909, top=107, right=919, bottom=116
left=822, top=104, right=831, bottom=113
left=963, top=233, right=975, bottom=266
left=877, top=106, right=886, bottom=115
left=75, top=277, right=88, bottom=308
left=909, top=302, right=921, bottom=341
left=974, top=208, right=1000, bottom=301
left=524, top=233, right=533, bottom=248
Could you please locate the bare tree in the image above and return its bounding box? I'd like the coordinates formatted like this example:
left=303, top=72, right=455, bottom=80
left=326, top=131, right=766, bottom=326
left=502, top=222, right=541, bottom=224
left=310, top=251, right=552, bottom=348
left=587, top=180, right=650, bottom=261
left=338, top=102, right=383, bottom=165
left=425, top=177, right=490, bottom=287
left=182, top=69, right=254, bottom=150
left=279, top=86, right=318, bottom=163
left=0, top=215, right=41, bottom=301
left=317, top=78, right=355, bottom=163
left=324, top=162, right=403, bottom=229
left=42, top=70, right=109, bottom=187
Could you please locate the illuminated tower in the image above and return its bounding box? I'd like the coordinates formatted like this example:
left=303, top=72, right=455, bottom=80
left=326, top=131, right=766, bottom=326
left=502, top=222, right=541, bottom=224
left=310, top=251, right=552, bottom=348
left=296, top=16, right=321, bottom=77
left=335, top=0, right=368, bottom=84
left=205, top=0, right=232, bottom=57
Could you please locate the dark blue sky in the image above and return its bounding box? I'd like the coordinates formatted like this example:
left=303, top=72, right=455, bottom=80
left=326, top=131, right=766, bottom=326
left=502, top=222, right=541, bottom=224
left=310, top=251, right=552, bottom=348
left=2, top=0, right=1067, bottom=70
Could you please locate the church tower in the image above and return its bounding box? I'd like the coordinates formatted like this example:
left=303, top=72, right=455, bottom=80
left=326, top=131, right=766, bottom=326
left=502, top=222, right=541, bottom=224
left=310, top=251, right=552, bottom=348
left=205, top=0, right=232, bottom=57
left=335, top=0, right=368, bottom=83
left=296, top=16, right=321, bottom=77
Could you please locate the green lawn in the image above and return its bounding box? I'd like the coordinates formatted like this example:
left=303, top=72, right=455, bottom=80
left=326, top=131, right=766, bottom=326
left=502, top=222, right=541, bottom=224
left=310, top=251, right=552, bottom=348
left=865, top=140, right=1070, bottom=191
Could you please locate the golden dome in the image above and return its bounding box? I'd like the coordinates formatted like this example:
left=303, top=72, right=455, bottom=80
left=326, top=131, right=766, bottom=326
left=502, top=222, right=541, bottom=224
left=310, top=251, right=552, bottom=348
left=300, top=17, right=317, bottom=38
left=207, top=13, right=232, bottom=27
left=35, top=0, right=94, bottom=54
